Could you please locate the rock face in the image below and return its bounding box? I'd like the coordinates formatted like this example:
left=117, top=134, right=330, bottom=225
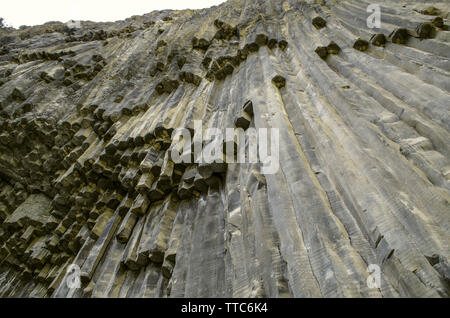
left=0, top=0, right=449, bottom=298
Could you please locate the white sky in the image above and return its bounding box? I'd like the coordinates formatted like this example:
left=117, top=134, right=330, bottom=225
left=2, top=0, right=226, bottom=28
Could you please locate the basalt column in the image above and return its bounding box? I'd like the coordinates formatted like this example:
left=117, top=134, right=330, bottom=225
left=0, top=0, right=449, bottom=298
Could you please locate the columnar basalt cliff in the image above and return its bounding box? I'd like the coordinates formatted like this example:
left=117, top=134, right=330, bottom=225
left=0, top=0, right=449, bottom=297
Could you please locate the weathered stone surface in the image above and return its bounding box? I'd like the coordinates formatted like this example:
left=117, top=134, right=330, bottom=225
left=0, top=0, right=449, bottom=298
left=4, top=194, right=52, bottom=229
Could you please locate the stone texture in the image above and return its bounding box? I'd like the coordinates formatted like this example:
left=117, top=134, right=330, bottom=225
left=0, top=0, right=449, bottom=298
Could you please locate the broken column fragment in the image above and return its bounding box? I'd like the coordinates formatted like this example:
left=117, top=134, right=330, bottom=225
left=255, top=33, right=268, bottom=47
left=130, top=194, right=150, bottom=217
left=136, top=173, right=155, bottom=194
left=431, top=17, right=444, bottom=29
left=315, top=46, right=328, bottom=59
left=312, top=16, right=327, bottom=29
left=272, top=75, right=286, bottom=88
left=116, top=212, right=138, bottom=244
left=234, top=100, right=254, bottom=131
left=370, top=34, right=386, bottom=47
left=415, top=23, right=435, bottom=39
left=278, top=40, right=288, bottom=51
left=193, top=172, right=208, bottom=194
left=421, top=6, right=441, bottom=16
left=389, top=28, right=409, bottom=44
left=243, top=100, right=253, bottom=116
left=192, top=37, right=210, bottom=51
left=353, top=38, right=369, bottom=51
left=234, top=112, right=252, bottom=130
left=10, top=88, right=26, bottom=101
left=326, top=41, right=340, bottom=54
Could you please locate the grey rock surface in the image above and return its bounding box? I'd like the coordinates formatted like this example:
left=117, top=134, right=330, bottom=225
left=0, top=0, right=449, bottom=297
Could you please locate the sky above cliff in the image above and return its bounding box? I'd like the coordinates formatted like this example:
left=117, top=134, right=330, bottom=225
left=3, top=0, right=226, bottom=28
